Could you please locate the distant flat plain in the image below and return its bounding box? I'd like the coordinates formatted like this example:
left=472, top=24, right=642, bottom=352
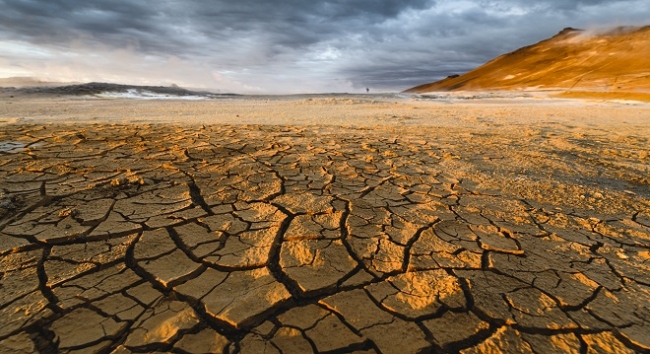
left=1, top=92, right=649, bottom=128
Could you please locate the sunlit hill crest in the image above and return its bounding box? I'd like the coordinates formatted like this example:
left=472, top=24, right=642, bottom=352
left=406, top=25, right=650, bottom=94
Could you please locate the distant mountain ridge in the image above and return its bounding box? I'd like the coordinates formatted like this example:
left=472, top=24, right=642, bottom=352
left=405, top=26, right=650, bottom=93
left=2, top=82, right=238, bottom=98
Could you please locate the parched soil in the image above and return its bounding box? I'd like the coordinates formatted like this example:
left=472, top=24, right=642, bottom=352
left=1, top=98, right=649, bottom=353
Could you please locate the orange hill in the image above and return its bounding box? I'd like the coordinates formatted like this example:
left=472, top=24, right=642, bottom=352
left=405, top=26, right=650, bottom=94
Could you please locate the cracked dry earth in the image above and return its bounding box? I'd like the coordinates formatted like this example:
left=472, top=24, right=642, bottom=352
left=1, top=122, right=649, bottom=354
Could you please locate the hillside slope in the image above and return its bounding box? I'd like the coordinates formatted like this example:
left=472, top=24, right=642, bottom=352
left=405, top=26, right=650, bottom=93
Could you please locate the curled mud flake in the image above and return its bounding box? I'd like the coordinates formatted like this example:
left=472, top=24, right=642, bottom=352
left=320, top=289, right=393, bottom=330
left=273, top=192, right=335, bottom=214
left=137, top=248, right=203, bottom=289
left=277, top=304, right=329, bottom=329
left=110, top=186, right=193, bottom=222
left=581, top=332, right=636, bottom=354
left=455, top=270, right=526, bottom=324
left=205, top=228, right=278, bottom=268
left=3, top=209, right=91, bottom=243
left=192, top=268, right=291, bottom=329
left=617, top=323, right=650, bottom=351
left=361, top=318, right=430, bottom=354
left=173, top=222, right=223, bottom=258
left=199, top=212, right=248, bottom=234
left=280, top=239, right=357, bottom=295
left=133, top=229, right=176, bottom=258
left=238, top=332, right=281, bottom=354
left=521, top=332, right=581, bottom=354
left=422, top=311, right=490, bottom=349
left=596, top=219, right=650, bottom=245
left=52, top=264, right=142, bottom=310
left=505, top=287, right=578, bottom=330
left=0, top=263, right=40, bottom=305
left=367, top=269, right=466, bottom=319
left=305, top=313, right=365, bottom=352
left=339, top=268, right=376, bottom=288
left=313, top=211, right=344, bottom=231
left=409, top=227, right=482, bottom=269
left=345, top=234, right=406, bottom=276
left=571, top=257, right=623, bottom=291
left=0, top=232, right=31, bottom=254
left=49, top=307, right=127, bottom=350
left=460, top=326, right=533, bottom=354
left=195, top=203, right=285, bottom=268
left=0, top=291, right=54, bottom=338
left=124, top=300, right=200, bottom=349
left=269, top=327, right=313, bottom=354
left=45, top=235, right=136, bottom=286
left=173, top=328, right=230, bottom=354
left=93, top=293, right=144, bottom=321
left=126, top=282, right=164, bottom=307
left=283, top=214, right=327, bottom=241
left=44, top=259, right=96, bottom=288
left=144, top=206, right=208, bottom=228
left=586, top=289, right=644, bottom=328
left=472, top=224, right=523, bottom=255
left=89, top=211, right=142, bottom=238
left=532, top=271, right=599, bottom=309
left=0, top=332, right=36, bottom=354
left=567, top=308, right=613, bottom=331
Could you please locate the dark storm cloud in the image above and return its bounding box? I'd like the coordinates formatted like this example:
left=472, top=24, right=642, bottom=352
left=1, top=0, right=648, bottom=92
left=0, top=0, right=181, bottom=53
left=0, top=1, right=431, bottom=53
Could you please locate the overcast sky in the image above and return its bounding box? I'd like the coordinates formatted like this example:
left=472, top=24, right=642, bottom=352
left=1, top=0, right=648, bottom=93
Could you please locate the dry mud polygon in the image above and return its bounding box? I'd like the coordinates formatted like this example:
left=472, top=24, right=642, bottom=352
left=1, top=115, right=649, bottom=353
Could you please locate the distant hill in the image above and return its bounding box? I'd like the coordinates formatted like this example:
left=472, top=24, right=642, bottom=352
left=2, top=82, right=238, bottom=99
left=405, top=26, right=650, bottom=94
left=20, top=82, right=204, bottom=96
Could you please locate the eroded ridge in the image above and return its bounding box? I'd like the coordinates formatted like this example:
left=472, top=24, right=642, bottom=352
left=1, top=123, right=649, bottom=354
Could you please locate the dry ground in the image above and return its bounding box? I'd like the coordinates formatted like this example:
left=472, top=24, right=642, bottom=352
left=1, top=95, right=649, bottom=353
left=554, top=91, right=650, bottom=103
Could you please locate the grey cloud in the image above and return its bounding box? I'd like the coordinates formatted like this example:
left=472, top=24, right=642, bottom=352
left=0, top=0, right=648, bottom=92
left=0, top=1, right=433, bottom=49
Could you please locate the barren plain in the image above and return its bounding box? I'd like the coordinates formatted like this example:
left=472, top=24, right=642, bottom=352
left=1, top=94, right=649, bottom=353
